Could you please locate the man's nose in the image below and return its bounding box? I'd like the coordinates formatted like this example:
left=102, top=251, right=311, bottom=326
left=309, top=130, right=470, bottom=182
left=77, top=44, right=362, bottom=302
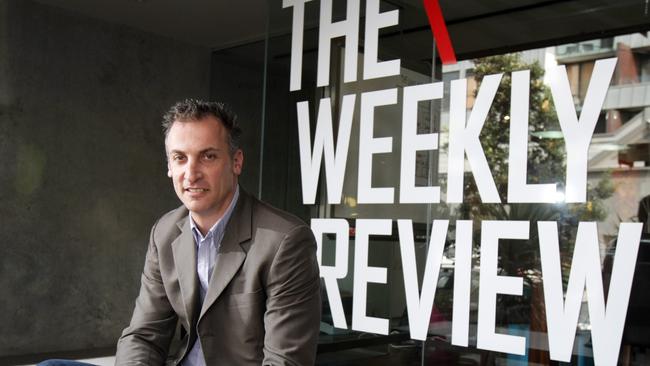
left=184, top=159, right=202, bottom=183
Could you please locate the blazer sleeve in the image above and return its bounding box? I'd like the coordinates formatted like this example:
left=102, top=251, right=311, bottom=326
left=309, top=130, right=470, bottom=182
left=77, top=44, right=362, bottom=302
left=115, top=222, right=178, bottom=366
left=262, top=224, right=321, bottom=366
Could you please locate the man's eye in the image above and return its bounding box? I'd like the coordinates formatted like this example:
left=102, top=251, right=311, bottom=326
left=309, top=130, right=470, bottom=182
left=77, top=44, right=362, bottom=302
left=172, top=155, right=185, bottom=162
left=203, top=153, right=217, bottom=160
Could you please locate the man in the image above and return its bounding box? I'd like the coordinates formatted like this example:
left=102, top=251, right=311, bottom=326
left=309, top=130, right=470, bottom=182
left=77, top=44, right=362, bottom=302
left=115, top=99, right=321, bottom=365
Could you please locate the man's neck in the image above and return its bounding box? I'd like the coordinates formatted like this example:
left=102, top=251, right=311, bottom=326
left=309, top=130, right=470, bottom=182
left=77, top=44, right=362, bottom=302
left=190, top=186, right=239, bottom=237
left=192, top=216, right=219, bottom=237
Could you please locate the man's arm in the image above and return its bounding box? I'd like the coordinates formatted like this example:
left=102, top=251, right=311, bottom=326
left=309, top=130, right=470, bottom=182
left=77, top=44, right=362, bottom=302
left=263, top=224, right=321, bottom=366
left=115, top=223, right=177, bottom=366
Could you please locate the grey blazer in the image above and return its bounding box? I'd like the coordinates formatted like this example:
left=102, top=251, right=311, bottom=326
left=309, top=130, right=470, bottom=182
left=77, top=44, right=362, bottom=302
left=115, top=190, right=321, bottom=365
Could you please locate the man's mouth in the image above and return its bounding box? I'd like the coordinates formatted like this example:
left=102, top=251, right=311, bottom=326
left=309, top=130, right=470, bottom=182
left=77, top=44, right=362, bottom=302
left=185, top=188, right=208, bottom=193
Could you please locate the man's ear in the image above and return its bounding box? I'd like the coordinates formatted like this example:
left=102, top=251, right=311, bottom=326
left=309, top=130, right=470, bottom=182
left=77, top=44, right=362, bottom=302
left=233, top=149, right=243, bottom=175
left=167, top=162, right=172, bottom=178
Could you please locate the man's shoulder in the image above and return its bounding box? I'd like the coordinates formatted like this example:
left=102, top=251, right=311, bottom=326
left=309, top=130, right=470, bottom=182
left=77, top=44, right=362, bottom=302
left=248, top=195, right=311, bottom=236
left=150, top=205, right=188, bottom=244
left=245, top=195, right=317, bottom=261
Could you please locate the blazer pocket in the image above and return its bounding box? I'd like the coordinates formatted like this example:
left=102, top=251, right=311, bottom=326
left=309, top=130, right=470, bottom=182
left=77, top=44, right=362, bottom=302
left=227, top=288, right=265, bottom=308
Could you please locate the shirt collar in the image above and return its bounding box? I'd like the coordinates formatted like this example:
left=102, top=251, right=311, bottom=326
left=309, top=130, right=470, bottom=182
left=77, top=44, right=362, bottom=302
left=189, top=185, right=240, bottom=243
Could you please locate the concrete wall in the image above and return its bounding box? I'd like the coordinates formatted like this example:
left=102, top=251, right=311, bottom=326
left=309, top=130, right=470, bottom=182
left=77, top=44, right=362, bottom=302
left=0, top=0, right=211, bottom=358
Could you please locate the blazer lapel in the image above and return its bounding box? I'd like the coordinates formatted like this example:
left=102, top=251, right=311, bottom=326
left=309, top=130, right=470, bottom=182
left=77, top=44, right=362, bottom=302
left=199, top=190, right=252, bottom=320
left=172, top=217, right=200, bottom=330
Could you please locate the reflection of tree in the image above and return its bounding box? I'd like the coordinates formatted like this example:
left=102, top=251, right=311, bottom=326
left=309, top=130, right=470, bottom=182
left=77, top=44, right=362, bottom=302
left=461, top=54, right=564, bottom=212
left=462, top=54, right=613, bottom=363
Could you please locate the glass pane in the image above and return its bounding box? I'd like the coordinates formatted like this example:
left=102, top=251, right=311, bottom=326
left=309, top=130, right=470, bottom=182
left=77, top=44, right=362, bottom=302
left=266, top=1, right=439, bottom=364
left=429, top=34, right=650, bottom=365
left=265, top=0, right=650, bottom=364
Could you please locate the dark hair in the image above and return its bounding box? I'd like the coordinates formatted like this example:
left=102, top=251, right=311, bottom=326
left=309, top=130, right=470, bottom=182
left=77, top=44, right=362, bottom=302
left=162, top=99, right=242, bottom=155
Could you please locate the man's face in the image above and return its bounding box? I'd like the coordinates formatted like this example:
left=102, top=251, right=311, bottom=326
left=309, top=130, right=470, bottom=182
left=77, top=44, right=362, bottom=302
left=165, top=116, right=243, bottom=226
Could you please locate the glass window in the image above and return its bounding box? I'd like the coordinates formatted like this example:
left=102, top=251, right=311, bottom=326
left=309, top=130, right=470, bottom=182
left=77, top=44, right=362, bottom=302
left=262, top=3, right=650, bottom=362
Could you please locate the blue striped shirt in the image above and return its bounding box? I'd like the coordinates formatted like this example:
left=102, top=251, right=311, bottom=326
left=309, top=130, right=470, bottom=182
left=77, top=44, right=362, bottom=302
left=182, top=186, right=239, bottom=366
